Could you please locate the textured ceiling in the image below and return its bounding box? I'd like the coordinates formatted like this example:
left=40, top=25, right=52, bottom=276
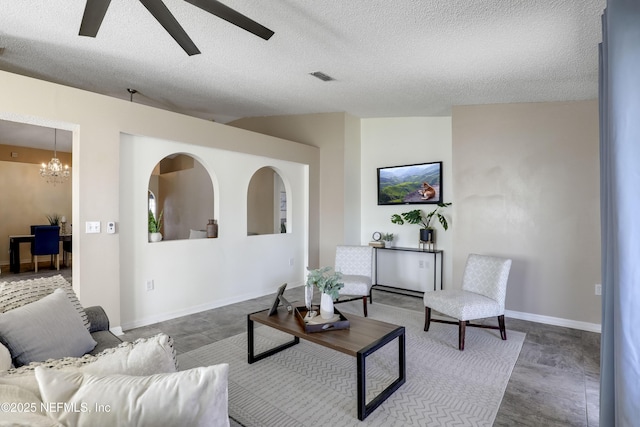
left=0, top=0, right=604, bottom=150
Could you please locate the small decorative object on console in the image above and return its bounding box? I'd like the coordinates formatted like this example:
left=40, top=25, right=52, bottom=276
left=369, top=231, right=384, bottom=248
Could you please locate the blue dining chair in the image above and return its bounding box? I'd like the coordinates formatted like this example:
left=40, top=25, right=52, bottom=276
left=31, top=226, right=60, bottom=272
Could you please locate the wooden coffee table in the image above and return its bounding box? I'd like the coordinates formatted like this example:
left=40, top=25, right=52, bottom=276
left=247, top=307, right=406, bottom=421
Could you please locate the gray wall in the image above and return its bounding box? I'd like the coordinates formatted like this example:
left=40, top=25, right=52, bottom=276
left=452, top=100, right=601, bottom=326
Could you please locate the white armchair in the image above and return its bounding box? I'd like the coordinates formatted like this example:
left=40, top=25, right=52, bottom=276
left=334, top=245, right=374, bottom=317
left=423, top=254, right=512, bottom=350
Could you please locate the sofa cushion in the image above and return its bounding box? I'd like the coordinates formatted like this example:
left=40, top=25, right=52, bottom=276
left=0, top=333, right=178, bottom=400
left=0, top=288, right=97, bottom=367
left=35, top=364, right=229, bottom=427
left=0, top=274, right=89, bottom=330
left=0, top=384, right=56, bottom=426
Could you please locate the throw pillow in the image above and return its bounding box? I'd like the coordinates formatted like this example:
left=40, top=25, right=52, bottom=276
left=0, top=274, right=90, bottom=330
left=0, top=341, right=12, bottom=371
left=36, top=364, right=230, bottom=427
left=0, top=333, right=177, bottom=401
left=0, top=288, right=97, bottom=367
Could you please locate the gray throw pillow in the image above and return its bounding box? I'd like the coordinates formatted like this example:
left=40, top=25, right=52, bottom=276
left=0, top=288, right=97, bottom=367
left=0, top=275, right=90, bottom=330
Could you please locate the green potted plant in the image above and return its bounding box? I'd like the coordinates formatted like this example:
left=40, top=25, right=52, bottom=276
left=148, top=209, right=163, bottom=242
left=46, top=213, right=61, bottom=226
left=306, top=266, right=344, bottom=319
left=381, top=233, right=394, bottom=248
left=391, top=202, right=452, bottom=243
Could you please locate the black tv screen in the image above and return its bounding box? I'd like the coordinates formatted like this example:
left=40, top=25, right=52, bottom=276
left=377, top=161, right=443, bottom=205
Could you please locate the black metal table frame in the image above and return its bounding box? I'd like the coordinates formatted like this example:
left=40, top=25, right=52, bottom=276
left=247, top=312, right=406, bottom=421
left=373, top=246, right=443, bottom=296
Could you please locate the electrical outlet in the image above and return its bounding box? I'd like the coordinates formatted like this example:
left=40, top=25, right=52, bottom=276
left=419, top=260, right=425, bottom=268
left=146, top=280, right=154, bottom=291
left=595, top=284, right=602, bottom=296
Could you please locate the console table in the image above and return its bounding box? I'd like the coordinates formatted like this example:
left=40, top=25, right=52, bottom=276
left=373, top=246, right=443, bottom=296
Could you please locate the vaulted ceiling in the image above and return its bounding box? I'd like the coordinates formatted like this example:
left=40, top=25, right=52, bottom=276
left=0, top=0, right=604, bottom=149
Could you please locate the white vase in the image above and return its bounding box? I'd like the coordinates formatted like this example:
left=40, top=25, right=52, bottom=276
left=149, top=232, right=163, bottom=242
left=320, top=293, right=334, bottom=319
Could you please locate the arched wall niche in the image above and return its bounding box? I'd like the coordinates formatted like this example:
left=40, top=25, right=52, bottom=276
left=148, top=152, right=217, bottom=241
left=247, top=166, right=290, bottom=236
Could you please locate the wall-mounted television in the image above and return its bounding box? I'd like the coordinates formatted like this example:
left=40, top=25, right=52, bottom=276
left=377, top=161, right=443, bottom=205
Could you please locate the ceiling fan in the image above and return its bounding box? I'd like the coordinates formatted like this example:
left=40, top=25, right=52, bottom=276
left=79, top=0, right=274, bottom=56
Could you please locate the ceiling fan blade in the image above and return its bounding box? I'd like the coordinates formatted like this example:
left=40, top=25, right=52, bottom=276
left=139, top=0, right=201, bottom=56
left=184, top=0, right=274, bottom=40
left=79, top=0, right=112, bottom=37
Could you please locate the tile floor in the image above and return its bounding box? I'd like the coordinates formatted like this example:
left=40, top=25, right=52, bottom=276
left=0, top=268, right=600, bottom=426
left=120, top=286, right=601, bottom=427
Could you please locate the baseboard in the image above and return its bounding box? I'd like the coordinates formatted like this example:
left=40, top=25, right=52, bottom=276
left=505, top=309, right=601, bottom=333
left=110, top=326, right=124, bottom=336
left=118, top=288, right=287, bottom=331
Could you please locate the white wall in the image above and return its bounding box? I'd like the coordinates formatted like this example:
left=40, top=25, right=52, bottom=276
left=120, top=135, right=308, bottom=328
left=360, top=117, right=454, bottom=290
left=0, top=70, right=320, bottom=329
left=229, top=113, right=356, bottom=267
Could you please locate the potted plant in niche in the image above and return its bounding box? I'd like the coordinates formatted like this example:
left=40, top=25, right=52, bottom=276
left=391, top=202, right=452, bottom=243
left=148, top=209, right=163, bottom=242
left=306, top=266, right=344, bottom=319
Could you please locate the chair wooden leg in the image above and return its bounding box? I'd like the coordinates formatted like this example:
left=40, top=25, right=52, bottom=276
left=55, top=254, right=59, bottom=271
left=362, top=296, right=368, bottom=317
left=458, top=321, right=466, bottom=351
left=424, top=307, right=431, bottom=331
left=34, top=255, right=38, bottom=273
left=498, top=315, right=507, bottom=340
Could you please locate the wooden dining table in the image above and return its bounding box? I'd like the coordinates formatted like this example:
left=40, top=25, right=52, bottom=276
left=8, top=234, right=72, bottom=273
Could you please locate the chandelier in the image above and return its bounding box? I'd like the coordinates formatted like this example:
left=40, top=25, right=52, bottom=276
left=39, top=128, right=70, bottom=185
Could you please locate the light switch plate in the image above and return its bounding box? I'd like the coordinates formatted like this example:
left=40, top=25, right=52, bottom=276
left=85, top=221, right=100, bottom=233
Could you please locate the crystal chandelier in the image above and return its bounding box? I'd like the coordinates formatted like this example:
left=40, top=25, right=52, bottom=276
left=39, top=128, right=70, bottom=185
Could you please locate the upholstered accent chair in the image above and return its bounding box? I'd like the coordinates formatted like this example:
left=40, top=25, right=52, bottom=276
left=334, top=245, right=374, bottom=317
left=423, top=254, right=512, bottom=350
left=31, top=226, right=61, bottom=272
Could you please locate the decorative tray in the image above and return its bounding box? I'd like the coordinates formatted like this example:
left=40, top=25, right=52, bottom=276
left=294, top=306, right=350, bottom=333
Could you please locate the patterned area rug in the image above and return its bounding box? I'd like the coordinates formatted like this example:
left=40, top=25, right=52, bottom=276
left=178, top=302, right=525, bottom=426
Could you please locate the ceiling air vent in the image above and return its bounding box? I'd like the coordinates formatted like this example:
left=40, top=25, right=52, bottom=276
left=309, top=71, right=335, bottom=82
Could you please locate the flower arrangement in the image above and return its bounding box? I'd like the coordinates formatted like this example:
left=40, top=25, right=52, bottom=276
left=306, top=266, right=344, bottom=300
